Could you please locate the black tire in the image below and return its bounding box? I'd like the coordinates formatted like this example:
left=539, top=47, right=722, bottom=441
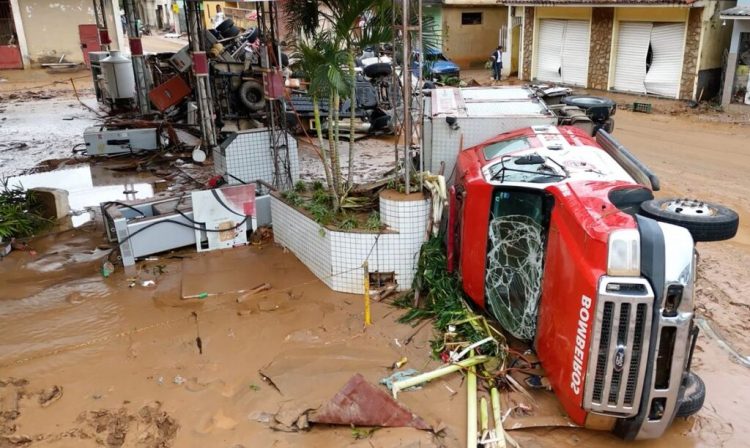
left=363, top=62, right=392, bottom=78
left=603, top=117, right=615, bottom=133
left=676, top=372, right=705, bottom=418
left=561, top=95, right=616, bottom=110
left=640, top=198, right=739, bottom=242
left=239, top=80, right=266, bottom=112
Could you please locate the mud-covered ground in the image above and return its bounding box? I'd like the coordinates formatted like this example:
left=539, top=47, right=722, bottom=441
left=1, top=68, right=750, bottom=447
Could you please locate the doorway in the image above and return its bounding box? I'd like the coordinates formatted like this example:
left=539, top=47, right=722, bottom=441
left=0, top=0, right=22, bottom=69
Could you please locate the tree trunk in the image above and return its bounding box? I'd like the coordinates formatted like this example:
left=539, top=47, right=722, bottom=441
left=332, top=91, right=342, bottom=209
left=313, top=95, right=336, bottom=202
left=327, top=92, right=340, bottom=210
left=347, top=49, right=356, bottom=188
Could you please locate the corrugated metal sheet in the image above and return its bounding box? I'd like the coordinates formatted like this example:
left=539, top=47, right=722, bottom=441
left=721, top=6, right=750, bottom=17
left=644, top=23, right=685, bottom=98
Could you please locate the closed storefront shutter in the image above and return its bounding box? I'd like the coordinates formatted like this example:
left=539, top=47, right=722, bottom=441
left=536, top=19, right=565, bottom=83
left=561, top=20, right=591, bottom=86
left=535, top=19, right=590, bottom=87
left=613, top=22, right=652, bottom=94
left=644, top=23, right=685, bottom=97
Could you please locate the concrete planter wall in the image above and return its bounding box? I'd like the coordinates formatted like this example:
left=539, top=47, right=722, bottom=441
left=271, top=190, right=431, bottom=294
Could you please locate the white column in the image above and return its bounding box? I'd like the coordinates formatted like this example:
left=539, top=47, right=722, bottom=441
left=9, top=0, right=30, bottom=68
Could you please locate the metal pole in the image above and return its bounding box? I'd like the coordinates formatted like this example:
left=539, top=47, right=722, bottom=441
left=186, top=0, right=218, bottom=150
left=402, top=0, right=411, bottom=194
left=122, top=0, right=150, bottom=115
left=417, top=0, right=424, bottom=190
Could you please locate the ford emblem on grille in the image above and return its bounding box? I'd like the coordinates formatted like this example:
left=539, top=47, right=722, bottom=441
left=614, top=345, right=626, bottom=373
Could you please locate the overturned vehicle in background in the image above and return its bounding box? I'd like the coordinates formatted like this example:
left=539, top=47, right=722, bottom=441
left=446, top=125, right=738, bottom=439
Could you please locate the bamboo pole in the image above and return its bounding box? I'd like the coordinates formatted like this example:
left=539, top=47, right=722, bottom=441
left=391, top=355, right=489, bottom=398
left=491, top=387, right=507, bottom=448
left=467, top=350, right=478, bottom=448
left=363, top=261, right=371, bottom=326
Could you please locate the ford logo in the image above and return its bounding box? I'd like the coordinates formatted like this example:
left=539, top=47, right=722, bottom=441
left=614, top=345, right=627, bottom=373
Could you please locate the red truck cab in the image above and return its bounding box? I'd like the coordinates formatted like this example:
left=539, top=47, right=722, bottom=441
left=449, top=125, right=702, bottom=439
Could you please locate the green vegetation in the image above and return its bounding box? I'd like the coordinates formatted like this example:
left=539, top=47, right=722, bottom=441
left=280, top=183, right=381, bottom=231
left=0, top=180, right=50, bottom=240
left=394, top=236, right=505, bottom=358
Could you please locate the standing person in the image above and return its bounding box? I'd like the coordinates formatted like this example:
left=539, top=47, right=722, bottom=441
left=490, top=46, right=503, bottom=81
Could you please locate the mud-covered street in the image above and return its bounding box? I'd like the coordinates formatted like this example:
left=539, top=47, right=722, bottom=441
left=2, top=72, right=750, bottom=447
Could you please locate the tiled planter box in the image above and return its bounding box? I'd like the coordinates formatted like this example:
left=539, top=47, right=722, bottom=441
left=271, top=190, right=431, bottom=294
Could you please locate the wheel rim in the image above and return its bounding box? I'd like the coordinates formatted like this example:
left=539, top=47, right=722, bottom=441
left=662, top=199, right=717, bottom=217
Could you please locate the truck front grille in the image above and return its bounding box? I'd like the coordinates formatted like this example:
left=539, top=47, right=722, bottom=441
left=584, top=278, right=654, bottom=417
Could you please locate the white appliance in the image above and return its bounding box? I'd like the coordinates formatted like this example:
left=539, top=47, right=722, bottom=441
left=83, top=127, right=159, bottom=156
left=100, top=50, right=136, bottom=100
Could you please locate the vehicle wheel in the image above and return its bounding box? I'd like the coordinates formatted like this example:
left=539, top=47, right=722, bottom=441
left=676, top=372, right=705, bottom=418
left=603, top=118, right=615, bottom=133
left=561, top=95, right=616, bottom=111
left=640, top=198, right=739, bottom=242
left=239, top=80, right=266, bottom=112
left=363, top=62, right=392, bottom=78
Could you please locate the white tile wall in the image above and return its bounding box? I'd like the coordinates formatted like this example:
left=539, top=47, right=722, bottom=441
left=270, top=196, right=333, bottom=286
left=215, top=129, right=300, bottom=192
left=271, top=192, right=432, bottom=295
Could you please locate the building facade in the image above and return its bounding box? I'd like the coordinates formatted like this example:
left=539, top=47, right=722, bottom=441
left=720, top=1, right=750, bottom=106
left=441, top=0, right=508, bottom=69
left=1, top=0, right=123, bottom=68
left=506, top=0, right=734, bottom=101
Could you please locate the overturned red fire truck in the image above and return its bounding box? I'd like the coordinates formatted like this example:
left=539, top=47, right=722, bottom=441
left=447, top=125, right=738, bottom=439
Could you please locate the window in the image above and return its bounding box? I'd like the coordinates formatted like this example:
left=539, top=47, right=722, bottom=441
left=461, top=12, right=482, bottom=25
left=483, top=137, right=532, bottom=160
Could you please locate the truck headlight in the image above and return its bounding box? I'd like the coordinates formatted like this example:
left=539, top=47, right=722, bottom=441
left=607, top=229, right=640, bottom=277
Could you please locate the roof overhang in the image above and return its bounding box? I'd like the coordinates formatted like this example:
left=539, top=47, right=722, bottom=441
left=500, top=0, right=703, bottom=7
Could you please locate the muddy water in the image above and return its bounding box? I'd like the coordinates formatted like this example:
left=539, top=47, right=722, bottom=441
left=1, top=111, right=749, bottom=447
left=7, top=164, right=155, bottom=226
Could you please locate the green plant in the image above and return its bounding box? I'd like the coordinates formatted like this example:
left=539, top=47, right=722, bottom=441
left=307, top=202, right=334, bottom=225
left=0, top=180, right=50, bottom=239
left=281, top=190, right=304, bottom=207
left=365, top=211, right=381, bottom=231
left=312, top=188, right=331, bottom=206
left=294, top=180, right=307, bottom=193
left=312, top=180, right=325, bottom=191
left=338, top=214, right=357, bottom=230
left=442, top=76, right=461, bottom=87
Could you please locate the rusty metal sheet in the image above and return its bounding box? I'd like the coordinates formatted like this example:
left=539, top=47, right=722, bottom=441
left=310, top=374, right=431, bottom=430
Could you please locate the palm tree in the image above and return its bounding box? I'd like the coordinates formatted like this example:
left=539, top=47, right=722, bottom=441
left=293, top=34, right=352, bottom=209
left=286, top=0, right=439, bottom=201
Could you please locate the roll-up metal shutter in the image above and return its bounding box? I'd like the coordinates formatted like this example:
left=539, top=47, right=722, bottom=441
left=561, top=20, right=591, bottom=86
left=613, top=22, right=652, bottom=94
left=644, top=23, right=685, bottom=98
left=535, top=19, right=565, bottom=83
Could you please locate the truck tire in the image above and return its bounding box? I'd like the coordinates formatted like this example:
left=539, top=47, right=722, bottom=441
left=239, top=80, right=266, bottom=112
left=639, top=198, right=739, bottom=242
left=676, top=372, right=705, bottom=418
left=363, top=62, right=392, bottom=78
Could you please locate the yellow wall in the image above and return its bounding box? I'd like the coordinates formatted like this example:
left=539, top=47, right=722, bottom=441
left=615, top=7, right=689, bottom=23
left=535, top=6, right=592, bottom=20
left=443, top=6, right=508, bottom=68
left=17, top=0, right=96, bottom=64
left=698, top=1, right=734, bottom=70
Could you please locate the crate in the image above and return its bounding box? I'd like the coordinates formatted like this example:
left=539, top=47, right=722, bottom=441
left=632, top=102, right=652, bottom=113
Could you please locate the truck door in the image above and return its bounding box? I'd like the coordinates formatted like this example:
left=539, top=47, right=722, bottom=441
left=485, top=187, right=552, bottom=341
